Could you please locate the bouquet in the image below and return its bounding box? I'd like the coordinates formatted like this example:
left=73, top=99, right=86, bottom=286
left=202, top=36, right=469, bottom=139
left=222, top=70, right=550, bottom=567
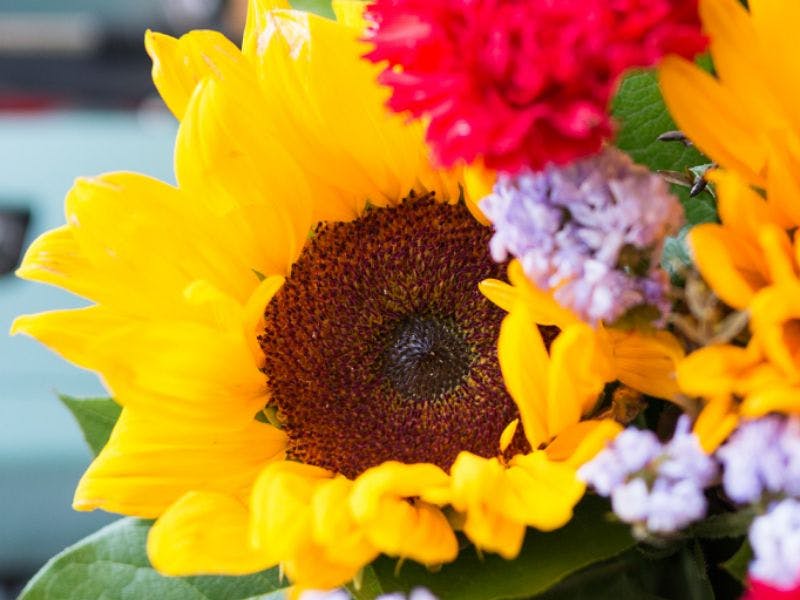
left=12, top=0, right=800, bottom=598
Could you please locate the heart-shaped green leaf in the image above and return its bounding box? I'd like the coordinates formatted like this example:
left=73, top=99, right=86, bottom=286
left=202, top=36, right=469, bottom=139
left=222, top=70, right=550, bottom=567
left=19, top=518, right=288, bottom=600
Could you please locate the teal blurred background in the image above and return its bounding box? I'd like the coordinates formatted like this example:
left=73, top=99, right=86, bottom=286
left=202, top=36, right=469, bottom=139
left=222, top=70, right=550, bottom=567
left=0, top=0, right=245, bottom=595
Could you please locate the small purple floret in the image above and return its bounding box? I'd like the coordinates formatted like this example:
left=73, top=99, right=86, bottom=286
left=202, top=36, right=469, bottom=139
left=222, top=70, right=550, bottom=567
left=579, top=416, right=717, bottom=535
left=480, top=147, right=683, bottom=325
left=749, top=498, right=800, bottom=590
left=717, top=416, right=800, bottom=505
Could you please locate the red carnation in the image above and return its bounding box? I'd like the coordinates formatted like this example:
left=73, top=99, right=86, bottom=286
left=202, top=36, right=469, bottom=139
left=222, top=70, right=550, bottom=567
left=746, top=578, right=800, bottom=600
left=365, top=0, right=706, bottom=173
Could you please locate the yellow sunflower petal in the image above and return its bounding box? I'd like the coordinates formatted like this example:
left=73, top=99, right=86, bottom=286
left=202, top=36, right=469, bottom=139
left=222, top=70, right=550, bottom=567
left=176, top=76, right=314, bottom=276
left=693, top=396, right=739, bottom=453
left=350, top=462, right=457, bottom=565
left=748, top=0, right=800, bottom=131
left=463, top=161, right=495, bottom=225
left=545, top=419, right=623, bottom=468
left=763, top=137, right=800, bottom=228
left=447, top=452, right=526, bottom=559
left=148, top=491, right=272, bottom=575
left=659, top=56, right=765, bottom=184
left=93, top=319, right=268, bottom=426
left=504, top=451, right=585, bottom=531
left=311, top=477, right=378, bottom=569
left=709, top=169, right=781, bottom=235
left=75, top=409, right=285, bottom=518
left=242, top=0, right=292, bottom=60
left=65, top=172, right=258, bottom=309
left=247, top=7, right=458, bottom=221
left=750, top=282, right=800, bottom=380
left=331, top=0, right=368, bottom=30
left=11, top=305, right=132, bottom=373
left=250, top=461, right=333, bottom=565
left=243, top=274, right=285, bottom=366
left=677, top=344, right=761, bottom=398
left=145, top=29, right=248, bottom=120
left=282, top=546, right=366, bottom=592
left=497, top=299, right=550, bottom=447
left=742, top=384, right=800, bottom=416
left=507, top=259, right=579, bottom=327
left=547, top=324, right=610, bottom=434
left=478, top=277, right=517, bottom=313
left=699, top=0, right=782, bottom=132
left=14, top=226, right=104, bottom=301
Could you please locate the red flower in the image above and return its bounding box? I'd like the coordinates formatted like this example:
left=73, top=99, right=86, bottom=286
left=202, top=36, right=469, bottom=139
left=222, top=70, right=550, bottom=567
left=365, top=0, right=706, bottom=173
left=746, top=578, right=800, bottom=600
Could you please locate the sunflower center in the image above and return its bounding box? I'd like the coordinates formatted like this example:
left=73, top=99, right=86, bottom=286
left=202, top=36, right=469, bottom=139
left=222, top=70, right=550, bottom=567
left=379, top=314, right=473, bottom=400
left=259, top=195, right=525, bottom=479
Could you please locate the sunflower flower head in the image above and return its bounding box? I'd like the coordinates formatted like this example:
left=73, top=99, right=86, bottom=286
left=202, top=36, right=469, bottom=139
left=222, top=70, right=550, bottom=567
left=8, top=0, right=633, bottom=591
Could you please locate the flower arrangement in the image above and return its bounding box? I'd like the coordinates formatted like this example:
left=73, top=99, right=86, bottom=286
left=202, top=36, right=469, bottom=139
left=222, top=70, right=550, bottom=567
left=11, top=0, right=800, bottom=598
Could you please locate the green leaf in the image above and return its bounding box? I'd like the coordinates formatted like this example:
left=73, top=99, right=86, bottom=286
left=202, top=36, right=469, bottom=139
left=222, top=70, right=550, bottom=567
left=534, top=542, right=715, bottom=600
left=689, top=509, right=755, bottom=540
left=612, top=70, right=706, bottom=174
left=722, top=541, right=753, bottom=584
left=20, top=518, right=288, bottom=600
left=289, top=0, right=335, bottom=18
left=371, top=495, right=634, bottom=600
left=59, top=395, right=122, bottom=456
left=611, top=69, right=718, bottom=226
left=349, top=566, right=385, bottom=600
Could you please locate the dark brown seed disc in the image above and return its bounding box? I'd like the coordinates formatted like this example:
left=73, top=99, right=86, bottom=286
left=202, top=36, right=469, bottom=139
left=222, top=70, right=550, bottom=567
left=258, top=195, right=527, bottom=479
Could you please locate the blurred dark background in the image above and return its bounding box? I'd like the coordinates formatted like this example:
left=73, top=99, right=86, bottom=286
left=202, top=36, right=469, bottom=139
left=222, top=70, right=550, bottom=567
left=0, top=1, right=248, bottom=597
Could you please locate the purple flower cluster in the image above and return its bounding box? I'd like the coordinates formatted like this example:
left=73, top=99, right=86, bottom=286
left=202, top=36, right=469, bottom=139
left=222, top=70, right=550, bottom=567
left=480, top=147, right=683, bottom=325
left=579, top=416, right=717, bottom=535
left=749, top=498, right=800, bottom=590
left=717, top=416, right=800, bottom=505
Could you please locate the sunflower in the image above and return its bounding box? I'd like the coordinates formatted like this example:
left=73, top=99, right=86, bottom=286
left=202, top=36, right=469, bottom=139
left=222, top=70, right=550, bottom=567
left=13, top=0, right=681, bottom=592
left=661, top=0, right=800, bottom=448
left=674, top=171, right=800, bottom=451
left=659, top=0, right=800, bottom=229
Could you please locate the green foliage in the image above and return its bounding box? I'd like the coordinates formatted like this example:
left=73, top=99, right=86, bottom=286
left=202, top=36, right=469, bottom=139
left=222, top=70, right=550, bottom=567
left=689, top=509, right=755, bottom=540
left=290, top=0, right=335, bottom=18
left=612, top=69, right=705, bottom=174
left=612, top=69, right=720, bottom=282
left=19, top=518, right=287, bottom=600
left=611, top=69, right=718, bottom=226
left=59, top=395, right=122, bottom=456
left=723, top=541, right=753, bottom=584
left=533, top=543, right=715, bottom=600
left=359, top=496, right=634, bottom=600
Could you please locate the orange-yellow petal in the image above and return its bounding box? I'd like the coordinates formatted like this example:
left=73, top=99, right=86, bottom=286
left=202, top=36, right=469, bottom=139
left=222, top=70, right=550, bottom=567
left=693, top=396, right=739, bottom=453
left=545, top=419, right=623, bottom=468
left=606, top=329, right=684, bottom=400
left=659, top=55, right=765, bottom=185
left=689, top=223, right=770, bottom=309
